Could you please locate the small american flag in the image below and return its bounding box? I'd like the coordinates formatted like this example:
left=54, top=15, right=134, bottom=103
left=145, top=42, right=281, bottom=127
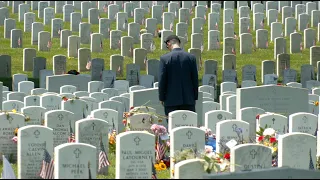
left=200, top=43, right=204, bottom=52
left=117, top=66, right=121, bottom=72
left=17, top=37, right=21, bottom=47
left=68, top=121, right=75, bottom=143
left=58, top=27, right=62, bottom=35
left=144, top=56, right=148, bottom=65
left=234, top=32, right=238, bottom=39
left=155, top=140, right=166, bottom=162
left=131, top=10, right=134, bottom=16
left=216, top=38, right=220, bottom=48
left=215, top=22, right=218, bottom=29
left=118, top=40, right=121, bottom=48
left=260, top=19, right=264, bottom=28
left=98, top=14, right=100, bottom=19
left=47, top=40, right=52, bottom=49
left=189, top=8, right=193, bottom=14
left=232, top=48, right=236, bottom=55
left=150, top=42, right=156, bottom=51
left=103, top=4, right=108, bottom=13
left=151, top=159, right=157, bottom=179
left=204, top=14, right=206, bottom=20
left=122, top=2, right=124, bottom=8
left=300, top=42, right=303, bottom=52
left=247, top=26, right=250, bottom=33
left=142, top=18, right=145, bottom=25
left=307, top=23, right=310, bottom=28
left=129, top=46, right=133, bottom=56
left=39, top=149, right=54, bottom=179
left=170, top=22, right=173, bottom=30
left=313, top=39, right=316, bottom=46
left=98, top=135, right=110, bottom=171
left=86, top=59, right=92, bottom=70
left=266, top=41, right=269, bottom=47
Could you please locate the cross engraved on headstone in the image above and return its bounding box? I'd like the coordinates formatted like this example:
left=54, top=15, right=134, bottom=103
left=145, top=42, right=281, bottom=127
left=33, top=98, right=37, bottom=102
left=250, top=149, right=257, bottom=159
left=302, top=116, right=308, bottom=123
left=58, top=114, right=63, bottom=120
left=142, top=117, right=145, bottom=123
left=186, top=130, right=193, bottom=139
left=74, top=148, right=81, bottom=158
left=272, top=118, right=275, bottom=124
left=134, top=136, right=141, bottom=145
left=103, top=112, right=108, bottom=118
left=232, top=124, right=238, bottom=131
left=217, top=114, right=223, bottom=120
left=92, top=122, right=96, bottom=130
left=34, top=130, right=40, bottom=138
left=182, top=113, right=187, bottom=120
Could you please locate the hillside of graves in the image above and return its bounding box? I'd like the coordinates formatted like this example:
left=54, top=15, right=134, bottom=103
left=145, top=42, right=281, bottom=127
left=1, top=1, right=320, bottom=179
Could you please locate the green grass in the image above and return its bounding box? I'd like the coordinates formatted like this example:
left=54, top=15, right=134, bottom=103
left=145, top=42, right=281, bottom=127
left=0, top=5, right=314, bottom=90
left=0, top=5, right=315, bottom=179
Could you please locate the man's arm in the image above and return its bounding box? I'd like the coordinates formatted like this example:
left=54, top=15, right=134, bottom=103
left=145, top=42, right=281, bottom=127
left=158, top=56, right=167, bottom=102
left=191, top=55, right=199, bottom=100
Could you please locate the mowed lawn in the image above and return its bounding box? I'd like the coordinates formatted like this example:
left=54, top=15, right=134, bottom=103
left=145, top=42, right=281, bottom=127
left=0, top=6, right=314, bottom=88
left=0, top=5, right=315, bottom=179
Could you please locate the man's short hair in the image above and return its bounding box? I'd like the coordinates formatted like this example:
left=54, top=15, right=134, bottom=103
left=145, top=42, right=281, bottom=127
left=164, top=35, right=181, bottom=44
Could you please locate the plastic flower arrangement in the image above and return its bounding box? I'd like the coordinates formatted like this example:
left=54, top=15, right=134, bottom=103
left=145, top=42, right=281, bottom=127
left=201, top=146, right=231, bottom=173
left=109, top=130, right=116, bottom=154
left=256, top=125, right=278, bottom=167
left=61, top=96, right=79, bottom=102
left=150, top=124, right=170, bottom=164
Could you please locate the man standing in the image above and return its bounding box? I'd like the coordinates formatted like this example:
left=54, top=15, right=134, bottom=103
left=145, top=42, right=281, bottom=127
left=158, top=35, right=199, bottom=122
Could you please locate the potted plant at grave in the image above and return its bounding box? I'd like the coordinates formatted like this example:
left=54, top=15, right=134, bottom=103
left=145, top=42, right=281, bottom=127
left=256, top=125, right=278, bottom=167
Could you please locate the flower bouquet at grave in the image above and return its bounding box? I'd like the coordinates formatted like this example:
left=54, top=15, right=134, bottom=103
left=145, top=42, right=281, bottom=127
left=61, top=96, right=79, bottom=102
left=201, top=146, right=231, bottom=173
left=200, top=126, right=216, bottom=151
left=256, top=125, right=278, bottom=167
left=108, top=129, right=117, bottom=154
left=1, top=109, right=32, bottom=144
left=150, top=124, right=170, bottom=166
left=122, top=101, right=167, bottom=132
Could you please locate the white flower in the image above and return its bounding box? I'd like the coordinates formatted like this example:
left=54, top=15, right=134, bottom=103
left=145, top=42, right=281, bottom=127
left=263, top=128, right=276, bottom=136
left=200, top=126, right=207, bottom=131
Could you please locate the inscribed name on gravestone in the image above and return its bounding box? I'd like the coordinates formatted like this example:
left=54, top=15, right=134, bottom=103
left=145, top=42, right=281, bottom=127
left=116, top=132, right=155, bottom=179
left=236, top=85, right=308, bottom=117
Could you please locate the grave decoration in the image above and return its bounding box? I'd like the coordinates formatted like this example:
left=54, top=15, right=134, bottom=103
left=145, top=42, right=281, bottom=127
left=123, top=105, right=170, bottom=165
left=1, top=109, right=32, bottom=144
left=108, top=129, right=116, bottom=154
left=61, top=95, right=79, bottom=102
left=256, top=125, right=278, bottom=167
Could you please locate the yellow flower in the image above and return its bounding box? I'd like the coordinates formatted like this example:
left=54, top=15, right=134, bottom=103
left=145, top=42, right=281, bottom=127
left=12, top=109, right=17, bottom=113
left=220, top=41, right=223, bottom=45
left=154, top=163, right=160, bottom=171
left=314, top=101, right=319, bottom=106
left=272, top=147, right=278, bottom=153
left=159, top=162, right=167, bottom=170
left=171, top=169, right=174, bottom=176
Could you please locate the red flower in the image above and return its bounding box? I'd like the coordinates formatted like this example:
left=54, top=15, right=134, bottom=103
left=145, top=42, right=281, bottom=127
left=122, top=119, right=127, bottom=125
left=258, top=136, right=264, bottom=142
left=63, top=97, right=68, bottom=101
left=163, top=159, right=170, bottom=168
left=223, top=153, right=230, bottom=160
left=256, top=114, right=260, bottom=120
left=130, top=106, right=134, bottom=110
left=269, top=137, right=276, bottom=143
left=277, top=83, right=282, bottom=86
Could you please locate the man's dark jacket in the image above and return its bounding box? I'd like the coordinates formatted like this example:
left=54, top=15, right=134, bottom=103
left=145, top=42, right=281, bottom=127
left=158, top=48, right=199, bottom=107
